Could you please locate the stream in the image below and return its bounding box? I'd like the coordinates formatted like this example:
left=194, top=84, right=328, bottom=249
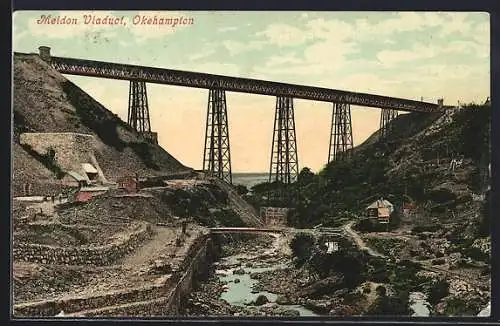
left=188, top=233, right=436, bottom=317
left=214, top=252, right=318, bottom=316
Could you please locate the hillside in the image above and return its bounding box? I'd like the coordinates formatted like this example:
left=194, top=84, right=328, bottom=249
left=249, top=104, right=490, bottom=233
left=246, top=105, right=490, bottom=316
left=12, top=53, right=191, bottom=195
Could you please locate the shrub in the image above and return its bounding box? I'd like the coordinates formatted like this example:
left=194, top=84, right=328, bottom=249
left=427, top=279, right=449, bottom=305
left=289, top=233, right=315, bottom=267
left=234, top=184, right=249, bottom=195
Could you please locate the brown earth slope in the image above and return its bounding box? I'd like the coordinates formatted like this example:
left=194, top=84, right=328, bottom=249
left=12, top=53, right=191, bottom=195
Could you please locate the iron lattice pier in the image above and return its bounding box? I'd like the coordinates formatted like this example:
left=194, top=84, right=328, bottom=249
left=328, top=103, right=354, bottom=162
left=269, top=96, right=299, bottom=185
left=203, top=89, right=232, bottom=184
left=380, top=108, right=399, bottom=138
left=128, top=81, right=157, bottom=143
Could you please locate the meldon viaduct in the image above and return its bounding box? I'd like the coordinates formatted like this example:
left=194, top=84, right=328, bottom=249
left=31, top=46, right=445, bottom=186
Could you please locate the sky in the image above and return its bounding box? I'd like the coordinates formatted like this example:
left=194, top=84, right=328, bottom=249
left=12, top=11, right=490, bottom=173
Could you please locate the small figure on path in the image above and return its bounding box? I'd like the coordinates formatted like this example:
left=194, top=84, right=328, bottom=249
left=181, top=220, right=188, bottom=234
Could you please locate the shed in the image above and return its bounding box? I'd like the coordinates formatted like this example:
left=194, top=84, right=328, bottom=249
left=81, top=163, right=99, bottom=181
left=60, top=171, right=87, bottom=188
left=75, top=186, right=108, bottom=202
left=366, top=198, right=394, bottom=224
left=117, top=176, right=138, bottom=193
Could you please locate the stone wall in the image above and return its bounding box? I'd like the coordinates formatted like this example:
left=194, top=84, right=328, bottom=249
left=13, top=279, right=170, bottom=317
left=19, top=132, right=106, bottom=182
left=13, top=223, right=152, bottom=266
left=12, top=180, right=63, bottom=197
left=13, top=234, right=219, bottom=317
left=260, top=207, right=289, bottom=227
left=164, top=236, right=216, bottom=315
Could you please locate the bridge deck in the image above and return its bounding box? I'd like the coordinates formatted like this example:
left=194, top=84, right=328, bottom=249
left=18, top=51, right=442, bottom=113
left=209, top=227, right=343, bottom=235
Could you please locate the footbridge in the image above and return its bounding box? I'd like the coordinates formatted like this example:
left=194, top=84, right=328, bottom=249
left=209, top=226, right=343, bottom=236
left=28, top=46, right=446, bottom=186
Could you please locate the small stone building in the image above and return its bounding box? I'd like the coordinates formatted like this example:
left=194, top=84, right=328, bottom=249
left=366, top=198, right=394, bottom=224
left=81, top=163, right=99, bottom=182
left=117, top=176, right=138, bottom=193
left=60, top=171, right=87, bottom=188
left=260, top=207, right=289, bottom=227
left=19, top=132, right=107, bottom=184
left=74, top=186, right=108, bottom=202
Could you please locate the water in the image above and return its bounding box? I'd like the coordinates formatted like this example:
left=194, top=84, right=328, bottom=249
left=232, top=173, right=268, bottom=190
left=214, top=241, right=318, bottom=316
left=409, top=292, right=431, bottom=317
left=477, top=302, right=491, bottom=317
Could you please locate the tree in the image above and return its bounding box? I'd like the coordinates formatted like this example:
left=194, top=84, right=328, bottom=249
left=289, top=233, right=315, bottom=267
left=298, top=167, right=315, bottom=185
left=427, top=279, right=449, bottom=306
left=234, top=184, right=249, bottom=195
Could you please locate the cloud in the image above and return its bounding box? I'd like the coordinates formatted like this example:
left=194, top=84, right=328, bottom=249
left=264, top=53, right=302, bottom=67
left=439, top=13, right=472, bottom=36
left=376, top=37, right=488, bottom=67
left=119, top=40, right=132, bottom=47
left=305, top=18, right=354, bottom=41
left=257, top=23, right=311, bottom=46
left=217, top=26, right=238, bottom=32
left=223, top=40, right=265, bottom=56
left=13, top=30, right=27, bottom=45
left=188, top=48, right=217, bottom=61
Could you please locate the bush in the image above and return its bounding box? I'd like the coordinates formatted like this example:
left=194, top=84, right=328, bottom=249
left=128, top=141, right=160, bottom=170
left=216, top=209, right=245, bottom=227
left=234, top=184, right=249, bottom=195
left=427, top=279, right=449, bottom=305
left=366, top=290, right=410, bottom=315
left=412, top=224, right=440, bottom=233
left=290, top=233, right=315, bottom=267
left=463, top=247, right=489, bottom=263
left=376, top=285, right=387, bottom=296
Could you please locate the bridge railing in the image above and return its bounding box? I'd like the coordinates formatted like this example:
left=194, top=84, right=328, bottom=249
left=40, top=54, right=442, bottom=113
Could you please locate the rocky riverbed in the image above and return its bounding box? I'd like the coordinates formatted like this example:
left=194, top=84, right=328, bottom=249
left=181, top=231, right=491, bottom=318
left=182, top=233, right=371, bottom=317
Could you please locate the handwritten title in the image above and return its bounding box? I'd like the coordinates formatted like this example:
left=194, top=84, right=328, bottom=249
left=36, top=14, right=195, bottom=27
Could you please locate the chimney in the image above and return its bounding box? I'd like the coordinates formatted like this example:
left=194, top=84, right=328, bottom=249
left=38, top=46, right=51, bottom=61
left=437, top=98, right=444, bottom=108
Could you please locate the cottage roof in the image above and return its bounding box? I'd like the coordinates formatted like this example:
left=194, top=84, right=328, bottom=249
left=82, top=163, right=98, bottom=174
left=66, top=171, right=87, bottom=182
left=80, top=186, right=109, bottom=192
left=366, top=199, right=394, bottom=210
left=378, top=207, right=391, bottom=217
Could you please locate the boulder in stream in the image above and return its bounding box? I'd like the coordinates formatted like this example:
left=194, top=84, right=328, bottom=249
left=276, top=294, right=294, bottom=305
left=233, top=268, right=246, bottom=275
left=254, top=294, right=270, bottom=306
left=282, top=309, right=300, bottom=317
left=234, top=278, right=240, bottom=284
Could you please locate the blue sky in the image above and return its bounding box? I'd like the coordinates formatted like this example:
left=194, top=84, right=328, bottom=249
left=13, top=11, right=490, bottom=172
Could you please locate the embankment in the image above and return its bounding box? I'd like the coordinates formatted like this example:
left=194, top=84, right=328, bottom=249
left=13, top=234, right=221, bottom=317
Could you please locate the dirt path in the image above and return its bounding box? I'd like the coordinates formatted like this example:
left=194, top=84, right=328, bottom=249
left=342, top=222, right=385, bottom=258
left=120, top=226, right=178, bottom=269
left=343, top=222, right=488, bottom=289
